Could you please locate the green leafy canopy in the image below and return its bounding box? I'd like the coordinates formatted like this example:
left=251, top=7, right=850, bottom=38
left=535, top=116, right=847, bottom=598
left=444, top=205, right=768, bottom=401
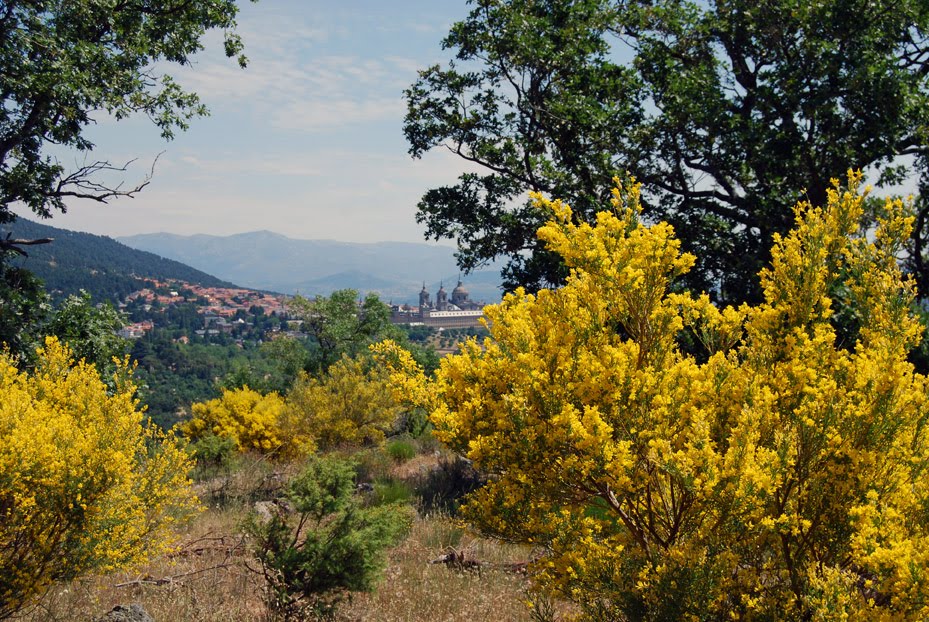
left=405, top=0, right=929, bottom=303
left=0, top=0, right=253, bottom=230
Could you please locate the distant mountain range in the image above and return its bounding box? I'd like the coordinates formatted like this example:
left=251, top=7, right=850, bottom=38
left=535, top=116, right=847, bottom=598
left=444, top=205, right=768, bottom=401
left=118, top=231, right=505, bottom=304
left=4, top=219, right=237, bottom=302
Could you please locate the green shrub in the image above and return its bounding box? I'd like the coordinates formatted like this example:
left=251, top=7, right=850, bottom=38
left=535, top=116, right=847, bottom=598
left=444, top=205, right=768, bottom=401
left=247, top=455, right=413, bottom=621
left=373, top=479, right=414, bottom=506
left=385, top=437, right=416, bottom=463
left=189, top=433, right=237, bottom=475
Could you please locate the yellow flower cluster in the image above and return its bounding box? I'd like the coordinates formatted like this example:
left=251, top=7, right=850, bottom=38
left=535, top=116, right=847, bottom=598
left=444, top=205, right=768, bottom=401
left=387, top=173, right=929, bottom=620
left=181, top=356, right=403, bottom=455
left=0, top=338, right=198, bottom=618
left=180, top=386, right=295, bottom=455
left=285, top=355, right=403, bottom=450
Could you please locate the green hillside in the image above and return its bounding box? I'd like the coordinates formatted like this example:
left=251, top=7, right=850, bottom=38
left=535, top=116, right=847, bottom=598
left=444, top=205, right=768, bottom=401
left=4, top=218, right=237, bottom=302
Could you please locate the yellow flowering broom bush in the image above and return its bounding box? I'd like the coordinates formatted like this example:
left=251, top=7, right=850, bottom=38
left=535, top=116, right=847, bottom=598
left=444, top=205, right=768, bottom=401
left=182, top=357, right=404, bottom=457
left=376, top=173, right=929, bottom=621
left=285, top=355, right=403, bottom=450
left=180, top=387, right=298, bottom=456
left=0, top=338, right=197, bottom=619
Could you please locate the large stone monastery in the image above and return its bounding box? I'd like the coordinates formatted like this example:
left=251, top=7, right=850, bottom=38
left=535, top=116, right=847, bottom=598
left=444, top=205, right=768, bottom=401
left=390, top=280, right=485, bottom=328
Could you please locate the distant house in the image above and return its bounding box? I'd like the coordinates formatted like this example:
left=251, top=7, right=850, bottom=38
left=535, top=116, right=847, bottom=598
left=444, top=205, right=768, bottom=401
left=117, top=320, right=154, bottom=339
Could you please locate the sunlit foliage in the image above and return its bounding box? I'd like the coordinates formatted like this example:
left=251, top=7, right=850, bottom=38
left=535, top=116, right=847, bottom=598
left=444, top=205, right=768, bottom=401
left=247, top=454, right=413, bottom=620
left=286, top=356, right=404, bottom=450
left=287, top=290, right=396, bottom=374
left=180, top=387, right=300, bottom=456
left=379, top=174, right=929, bottom=620
left=0, top=338, right=197, bottom=619
left=45, top=290, right=128, bottom=380
left=183, top=354, right=406, bottom=456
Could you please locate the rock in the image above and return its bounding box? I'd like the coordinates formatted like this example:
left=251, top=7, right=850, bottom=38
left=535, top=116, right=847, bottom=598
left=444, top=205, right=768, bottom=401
left=253, top=500, right=279, bottom=523
left=95, top=604, right=154, bottom=622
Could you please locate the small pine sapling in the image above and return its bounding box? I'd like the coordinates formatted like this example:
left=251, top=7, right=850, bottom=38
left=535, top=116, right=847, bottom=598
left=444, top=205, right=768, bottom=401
left=247, top=455, right=412, bottom=621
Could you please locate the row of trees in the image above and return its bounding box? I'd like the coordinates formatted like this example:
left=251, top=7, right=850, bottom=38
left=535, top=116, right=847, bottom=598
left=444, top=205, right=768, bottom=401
left=3, top=284, right=437, bottom=430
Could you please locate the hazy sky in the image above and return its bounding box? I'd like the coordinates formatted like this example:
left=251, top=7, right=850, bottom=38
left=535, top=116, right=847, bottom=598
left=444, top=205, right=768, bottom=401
left=14, top=0, right=475, bottom=245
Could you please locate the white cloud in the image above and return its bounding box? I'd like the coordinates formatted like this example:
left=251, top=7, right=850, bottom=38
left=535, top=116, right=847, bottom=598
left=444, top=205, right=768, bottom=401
left=174, top=152, right=325, bottom=178
left=271, top=96, right=405, bottom=132
left=164, top=4, right=419, bottom=134
left=171, top=49, right=410, bottom=132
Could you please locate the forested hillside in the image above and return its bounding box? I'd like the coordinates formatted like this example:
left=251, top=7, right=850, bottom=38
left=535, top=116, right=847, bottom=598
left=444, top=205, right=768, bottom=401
left=5, top=218, right=238, bottom=302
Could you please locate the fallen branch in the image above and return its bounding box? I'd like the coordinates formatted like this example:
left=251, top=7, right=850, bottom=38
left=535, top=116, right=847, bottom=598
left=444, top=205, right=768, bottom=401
left=429, top=547, right=484, bottom=573
left=167, top=532, right=247, bottom=558
left=113, top=561, right=240, bottom=589
left=429, top=546, right=540, bottom=576
left=115, top=533, right=248, bottom=588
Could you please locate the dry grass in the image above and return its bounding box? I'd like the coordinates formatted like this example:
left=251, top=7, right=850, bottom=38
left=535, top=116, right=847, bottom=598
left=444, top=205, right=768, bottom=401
left=18, top=458, right=557, bottom=622
left=21, top=508, right=265, bottom=622
left=339, top=517, right=537, bottom=622
left=391, top=451, right=443, bottom=481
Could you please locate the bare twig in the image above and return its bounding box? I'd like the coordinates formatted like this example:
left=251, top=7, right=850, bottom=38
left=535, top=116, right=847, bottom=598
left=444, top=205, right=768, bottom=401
left=50, top=154, right=162, bottom=203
